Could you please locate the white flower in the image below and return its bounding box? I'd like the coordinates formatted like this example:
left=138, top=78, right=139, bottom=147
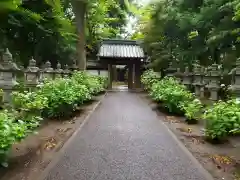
left=236, top=98, right=240, bottom=104
left=193, top=99, right=200, bottom=103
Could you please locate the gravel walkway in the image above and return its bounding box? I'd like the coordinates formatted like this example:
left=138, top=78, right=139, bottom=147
left=43, top=91, right=212, bottom=180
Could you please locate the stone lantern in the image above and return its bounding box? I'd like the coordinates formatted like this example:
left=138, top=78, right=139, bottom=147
left=55, top=62, right=63, bottom=79
left=174, top=68, right=182, bottom=83
left=0, top=48, right=19, bottom=103
left=182, top=66, right=192, bottom=90
left=70, top=60, right=78, bottom=73
left=193, top=64, right=203, bottom=96
left=63, top=64, right=70, bottom=78
left=43, top=61, right=54, bottom=80
left=166, top=62, right=176, bottom=77
left=200, top=67, right=206, bottom=98
left=207, top=64, right=220, bottom=101
left=25, top=57, right=39, bottom=90
left=230, top=58, right=240, bottom=98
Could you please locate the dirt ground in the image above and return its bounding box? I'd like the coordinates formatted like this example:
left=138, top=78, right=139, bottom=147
left=0, top=93, right=105, bottom=180
left=140, top=93, right=240, bottom=180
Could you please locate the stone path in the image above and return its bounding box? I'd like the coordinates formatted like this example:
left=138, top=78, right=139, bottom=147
left=42, top=91, right=212, bottom=180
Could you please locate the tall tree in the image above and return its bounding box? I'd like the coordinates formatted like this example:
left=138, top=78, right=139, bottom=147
left=71, top=0, right=87, bottom=70
left=71, top=0, right=131, bottom=69
left=133, top=0, right=240, bottom=71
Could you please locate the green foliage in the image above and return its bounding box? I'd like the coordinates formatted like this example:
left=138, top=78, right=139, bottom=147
left=140, top=69, right=160, bottom=90
left=12, top=91, right=48, bottom=130
left=134, top=0, right=240, bottom=70
left=0, top=0, right=132, bottom=66
left=149, top=77, right=195, bottom=115
left=0, top=72, right=106, bottom=166
left=203, top=99, right=240, bottom=141
left=39, top=78, right=90, bottom=118
left=142, top=70, right=240, bottom=141
left=12, top=72, right=106, bottom=119
left=181, top=99, right=203, bottom=122
left=0, top=110, right=28, bottom=167
left=141, top=70, right=202, bottom=119
left=71, top=72, right=106, bottom=95
left=0, top=0, right=78, bottom=66
left=97, top=76, right=108, bottom=89
left=141, top=70, right=203, bottom=122
left=12, top=91, right=48, bottom=112
left=86, top=0, right=131, bottom=55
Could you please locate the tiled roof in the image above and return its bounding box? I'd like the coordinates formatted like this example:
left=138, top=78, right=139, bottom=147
left=98, top=39, right=145, bottom=59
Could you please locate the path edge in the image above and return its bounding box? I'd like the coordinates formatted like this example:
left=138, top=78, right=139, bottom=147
left=138, top=94, right=214, bottom=180
left=38, top=92, right=107, bottom=180
left=161, top=121, right=214, bottom=180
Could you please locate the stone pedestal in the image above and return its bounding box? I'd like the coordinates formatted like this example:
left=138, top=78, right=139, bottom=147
left=200, top=87, right=205, bottom=98
left=165, top=62, right=176, bottom=77
left=193, top=64, right=203, bottom=97
left=182, top=66, right=192, bottom=90
left=174, top=68, right=182, bottom=83
left=230, top=58, right=240, bottom=98
left=207, top=64, right=220, bottom=101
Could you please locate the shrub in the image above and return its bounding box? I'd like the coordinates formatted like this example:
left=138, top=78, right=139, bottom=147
left=149, top=77, right=201, bottom=116
left=12, top=91, right=48, bottom=130
left=0, top=72, right=107, bottom=166
left=141, top=69, right=161, bottom=90
left=39, top=78, right=91, bottom=118
left=142, top=72, right=203, bottom=122
left=71, top=72, right=106, bottom=95
left=97, top=76, right=108, bottom=89
left=181, top=99, right=203, bottom=123
left=12, top=72, right=106, bottom=119
left=0, top=110, right=28, bottom=167
left=203, top=99, right=240, bottom=141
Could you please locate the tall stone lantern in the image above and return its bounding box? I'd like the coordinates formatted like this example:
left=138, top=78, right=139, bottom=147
left=0, top=48, right=20, bottom=103
left=63, top=64, right=70, bottom=78
left=43, top=61, right=54, bottom=80
left=200, top=67, right=206, bottom=99
left=25, top=57, right=39, bottom=91
left=207, top=64, right=220, bottom=101
left=230, top=58, right=240, bottom=98
left=166, top=62, right=176, bottom=77
left=174, top=68, right=182, bottom=83
left=193, top=64, right=203, bottom=96
left=55, top=62, right=63, bottom=79
left=182, top=66, right=192, bottom=90
left=70, top=60, right=78, bottom=73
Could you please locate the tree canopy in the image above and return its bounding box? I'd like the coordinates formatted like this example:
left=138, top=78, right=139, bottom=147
left=0, top=0, right=131, bottom=67
left=132, top=0, right=240, bottom=71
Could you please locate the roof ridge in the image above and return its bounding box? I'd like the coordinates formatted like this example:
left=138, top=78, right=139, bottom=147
left=101, top=39, right=141, bottom=45
left=97, top=40, right=145, bottom=59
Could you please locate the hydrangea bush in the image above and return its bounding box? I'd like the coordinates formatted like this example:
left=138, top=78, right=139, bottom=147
left=142, top=69, right=240, bottom=142
left=142, top=73, right=203, bottom=121
left=0, top=72, right=107, bottom=166
left=204, top=99, right=240, bottom=140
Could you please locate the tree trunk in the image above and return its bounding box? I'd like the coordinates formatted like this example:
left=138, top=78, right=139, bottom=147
left=71, top=0, right=87, bottom=70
